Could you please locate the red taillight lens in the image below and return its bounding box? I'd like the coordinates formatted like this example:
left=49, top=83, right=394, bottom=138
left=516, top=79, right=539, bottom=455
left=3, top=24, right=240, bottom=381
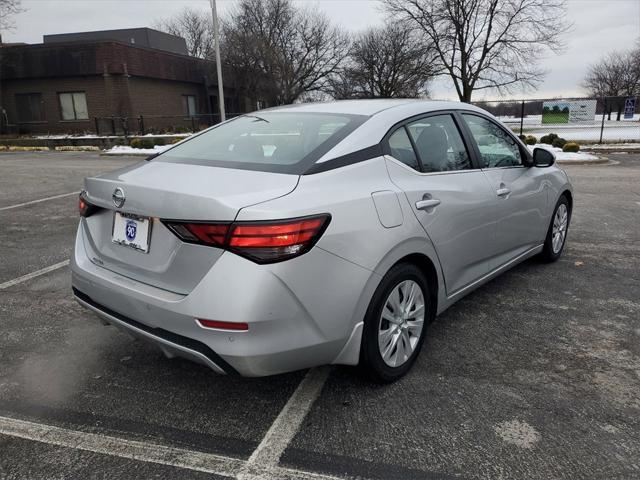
left=230, top=218, right=324, bottom=248
left=78, top=192, right=99, bottom=218
left=182, top=223, right=230, bottom=246
left=163, top=214, right=330, bottom=264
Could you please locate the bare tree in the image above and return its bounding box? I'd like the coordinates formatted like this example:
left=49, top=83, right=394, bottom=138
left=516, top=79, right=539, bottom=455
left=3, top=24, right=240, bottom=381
left=0, top=0, right=24, bottom=31
left=383, top=0, right=569, bottom=102
left=154, top=7, right=214, bottom=59
left=330, top=23, right=437, bottom=99
left=223, top=0, right=349, bottom=106
left=583, top=46, right=640, bottom=120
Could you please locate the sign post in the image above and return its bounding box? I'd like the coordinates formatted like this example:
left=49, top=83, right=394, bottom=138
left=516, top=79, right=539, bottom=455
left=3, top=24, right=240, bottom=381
left=210, top=0, right=226, bottom=123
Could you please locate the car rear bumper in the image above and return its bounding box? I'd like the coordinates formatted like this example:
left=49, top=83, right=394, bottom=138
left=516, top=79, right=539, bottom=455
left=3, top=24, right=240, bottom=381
left=71, top=222, right=373, bottom=377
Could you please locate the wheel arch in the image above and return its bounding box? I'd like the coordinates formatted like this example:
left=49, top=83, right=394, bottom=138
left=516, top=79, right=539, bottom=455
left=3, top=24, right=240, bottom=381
left=331, top=239, right=444, bottom=366
left=390, top=252, right=439, bottom=321
left=561, top=189, right=573, bottom=213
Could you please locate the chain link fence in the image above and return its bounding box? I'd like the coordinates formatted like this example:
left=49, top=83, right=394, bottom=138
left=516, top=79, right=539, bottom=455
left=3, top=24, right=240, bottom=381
left=472, top=96, right=639, bottom=144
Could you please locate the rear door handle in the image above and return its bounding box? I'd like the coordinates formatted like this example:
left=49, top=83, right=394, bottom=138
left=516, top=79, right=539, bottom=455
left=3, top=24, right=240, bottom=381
left=416, top=198, right=441, bottom=210
left=496, top=187, right=511, bottom=197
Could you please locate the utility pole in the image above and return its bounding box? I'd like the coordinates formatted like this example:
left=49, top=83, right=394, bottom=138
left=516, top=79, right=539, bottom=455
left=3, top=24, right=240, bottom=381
left=210, top=0, right=226, bottom=122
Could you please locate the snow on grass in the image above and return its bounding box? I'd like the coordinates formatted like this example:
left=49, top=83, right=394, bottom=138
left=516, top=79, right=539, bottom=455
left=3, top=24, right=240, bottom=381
left=527, top=144, right=599, bottom=161
left=103, top=145, right=172, bottom=155
left=582, top=143, right=640, bottom=150
left=35, top=133, right=192, bottom=140
left=142, top=133, right=192, bottom=138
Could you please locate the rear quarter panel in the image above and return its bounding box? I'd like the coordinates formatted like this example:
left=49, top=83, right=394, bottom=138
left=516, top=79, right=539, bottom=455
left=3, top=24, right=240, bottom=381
left=235, top=157, right=446, bottom=361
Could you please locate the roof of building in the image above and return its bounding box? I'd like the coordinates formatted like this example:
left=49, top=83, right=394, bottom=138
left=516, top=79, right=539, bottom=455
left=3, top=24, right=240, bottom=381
left=43, top=28, right=188, bottom=56
left=0, top=40, right=220, bottom=85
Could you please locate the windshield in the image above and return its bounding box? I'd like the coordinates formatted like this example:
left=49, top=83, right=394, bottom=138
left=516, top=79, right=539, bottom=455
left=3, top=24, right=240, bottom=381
left=155, top=112, right=368, bottom=174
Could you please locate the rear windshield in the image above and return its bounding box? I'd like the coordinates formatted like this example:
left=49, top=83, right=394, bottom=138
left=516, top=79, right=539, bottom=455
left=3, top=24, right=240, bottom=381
left=155, top=112, right=368, bottom=174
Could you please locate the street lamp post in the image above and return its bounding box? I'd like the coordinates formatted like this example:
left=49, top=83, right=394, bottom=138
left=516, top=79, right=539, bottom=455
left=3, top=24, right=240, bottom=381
left=210, top=0, right=226, bottom=122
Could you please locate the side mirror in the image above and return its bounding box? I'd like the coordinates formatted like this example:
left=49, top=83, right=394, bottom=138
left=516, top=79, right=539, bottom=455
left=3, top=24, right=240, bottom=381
left=532, top=147, right=555, bottom=167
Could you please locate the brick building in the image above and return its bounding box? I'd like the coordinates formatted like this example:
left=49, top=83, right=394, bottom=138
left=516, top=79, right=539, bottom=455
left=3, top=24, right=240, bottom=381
left=0, top=28, right=249, bottom=135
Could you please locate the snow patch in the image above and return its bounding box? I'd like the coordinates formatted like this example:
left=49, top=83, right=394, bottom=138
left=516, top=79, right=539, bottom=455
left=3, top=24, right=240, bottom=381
left=527, top=144, right=599, bottom=161
left=103, top=145, right=172, bottom=155
left=583, top=143, right=640, bottom=150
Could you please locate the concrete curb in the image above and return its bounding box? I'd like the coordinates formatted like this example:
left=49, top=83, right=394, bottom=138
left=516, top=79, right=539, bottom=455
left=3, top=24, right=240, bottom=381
left=99, top=152, right=151, bottom=157
left=556, top=158, right=609, bottom=166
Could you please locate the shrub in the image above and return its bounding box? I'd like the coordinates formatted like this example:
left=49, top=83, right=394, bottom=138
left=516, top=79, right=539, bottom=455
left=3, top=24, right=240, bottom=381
left=152, top=137, right=166, bottom=146
left=518, top=134, right=527, bottom=141
left=563, top=142, right=580, bottom=153
left=548, top=133, right=558, bottom=141
left=130, top=138, right=154, bottom=149
left=539, top=134, right=552, bottom=144
left=552, top=137, right=567, bottom=148
left=525, top=135, right=537, bottom=145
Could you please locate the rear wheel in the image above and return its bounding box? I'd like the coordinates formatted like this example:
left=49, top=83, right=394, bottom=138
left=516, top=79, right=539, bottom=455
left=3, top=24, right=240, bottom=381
left=540, top=195, right=570, bottom=262
left=360, top=263, right=430, bottom=383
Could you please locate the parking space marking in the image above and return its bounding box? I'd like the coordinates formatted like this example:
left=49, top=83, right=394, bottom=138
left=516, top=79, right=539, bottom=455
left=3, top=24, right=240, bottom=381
left=0, top=414, right=244, bottom=477
left=0, top=260, right=69, bottom=290
left=0, top=415, right=341, bottom=480
left=238, top=367, right=331, bottom=479
left=0, top=191, right=78, bottom=212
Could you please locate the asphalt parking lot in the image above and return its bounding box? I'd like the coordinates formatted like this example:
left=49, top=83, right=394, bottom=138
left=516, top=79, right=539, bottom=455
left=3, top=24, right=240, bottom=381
left=0, top=151, right=638, bottom=480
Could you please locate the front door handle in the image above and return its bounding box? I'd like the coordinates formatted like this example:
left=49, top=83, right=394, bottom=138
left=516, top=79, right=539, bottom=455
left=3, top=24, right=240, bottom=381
left=416, top=198, right=441, bottom=210
left=496, top=187, right=511, bottom=197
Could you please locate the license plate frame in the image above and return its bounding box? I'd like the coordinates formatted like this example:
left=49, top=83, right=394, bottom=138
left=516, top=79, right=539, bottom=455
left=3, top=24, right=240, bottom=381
left=111, top=211, right=152, bottom=253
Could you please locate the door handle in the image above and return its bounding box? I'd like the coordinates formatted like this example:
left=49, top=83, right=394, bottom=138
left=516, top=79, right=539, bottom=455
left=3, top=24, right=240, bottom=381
left=416, top=198, right=441, bottom=210
left=496, top=187, right=511, bottom=197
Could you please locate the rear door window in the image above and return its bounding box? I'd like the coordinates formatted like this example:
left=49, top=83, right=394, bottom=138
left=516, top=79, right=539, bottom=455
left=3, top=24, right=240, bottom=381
left=156, top=112, right=367, bottom=174
left=406, top=115, right=472, bottom=173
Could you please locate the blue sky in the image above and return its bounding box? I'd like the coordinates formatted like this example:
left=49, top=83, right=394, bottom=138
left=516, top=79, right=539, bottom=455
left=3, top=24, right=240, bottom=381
left=5, top=0, right=639, bottom=100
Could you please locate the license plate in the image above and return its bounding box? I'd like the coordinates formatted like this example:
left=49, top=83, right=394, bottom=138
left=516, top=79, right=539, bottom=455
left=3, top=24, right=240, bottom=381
left=112, top=212, right=151, bottom=253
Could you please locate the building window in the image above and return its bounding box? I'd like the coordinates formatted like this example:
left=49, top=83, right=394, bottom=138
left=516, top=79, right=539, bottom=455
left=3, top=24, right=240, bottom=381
left=15, top=93, right=45, bottom=122
left=59, top=92, right=89, bottom=120
left=182, top=95, right=197, bottom=117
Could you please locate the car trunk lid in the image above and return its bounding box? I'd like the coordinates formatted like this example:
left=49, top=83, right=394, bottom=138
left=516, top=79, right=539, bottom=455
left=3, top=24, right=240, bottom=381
left=81, top=161, right=299, bottom=294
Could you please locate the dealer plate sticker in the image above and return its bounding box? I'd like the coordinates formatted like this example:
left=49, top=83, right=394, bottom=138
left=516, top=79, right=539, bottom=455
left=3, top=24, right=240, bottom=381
left=112, top=212, right=151, bottom=253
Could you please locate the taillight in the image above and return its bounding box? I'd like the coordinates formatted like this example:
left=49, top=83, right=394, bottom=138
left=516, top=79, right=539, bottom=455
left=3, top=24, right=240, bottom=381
left=78, top=192, right=100, bottom=218
left=163, top=214, right=330, bottom=264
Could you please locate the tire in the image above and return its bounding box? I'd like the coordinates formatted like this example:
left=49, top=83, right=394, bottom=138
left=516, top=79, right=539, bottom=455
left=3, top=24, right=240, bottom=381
left=359, top=263, right=431, bottom=383
left=540, top=195, right=570, bottom=262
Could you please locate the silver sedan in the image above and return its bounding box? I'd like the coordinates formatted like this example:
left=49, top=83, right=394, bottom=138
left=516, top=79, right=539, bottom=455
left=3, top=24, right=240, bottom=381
left=72, top=100, right=572, bottom=381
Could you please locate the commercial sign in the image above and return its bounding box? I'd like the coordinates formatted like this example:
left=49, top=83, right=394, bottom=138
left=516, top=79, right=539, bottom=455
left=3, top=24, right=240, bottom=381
left=624, top=97, right=636, bottom=119
left=542, top=100, right=597, bottom=124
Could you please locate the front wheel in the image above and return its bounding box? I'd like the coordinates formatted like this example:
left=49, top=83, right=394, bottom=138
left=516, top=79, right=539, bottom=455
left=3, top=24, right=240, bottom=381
left=360, top=263, right=431, bottom=383
left=540, top=195, right=570, bottom=262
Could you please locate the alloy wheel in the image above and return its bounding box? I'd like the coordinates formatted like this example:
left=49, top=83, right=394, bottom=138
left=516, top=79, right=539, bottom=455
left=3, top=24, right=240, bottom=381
left=552, top=203, right=568, bottom=254
left=378, top=280, right=425, bottom=368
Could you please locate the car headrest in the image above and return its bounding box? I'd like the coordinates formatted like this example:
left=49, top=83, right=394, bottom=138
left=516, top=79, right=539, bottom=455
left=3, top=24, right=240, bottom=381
left=416, top=126, right=449, bottom=171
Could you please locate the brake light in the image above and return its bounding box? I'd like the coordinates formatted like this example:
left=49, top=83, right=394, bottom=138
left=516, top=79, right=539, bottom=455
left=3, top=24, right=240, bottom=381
left=163, top=214, right=330, bottom=264
left=78, top=192, right=100, bottom=218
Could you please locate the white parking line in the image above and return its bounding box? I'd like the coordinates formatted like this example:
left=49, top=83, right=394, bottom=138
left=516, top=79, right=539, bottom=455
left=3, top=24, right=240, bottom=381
left=0, top=260, right=69, bottom=290
left=0, top=191, right=78, bottom=212
left=238, top=367, right=331, bottom=479
left=0, top=415, right=340, bottom=480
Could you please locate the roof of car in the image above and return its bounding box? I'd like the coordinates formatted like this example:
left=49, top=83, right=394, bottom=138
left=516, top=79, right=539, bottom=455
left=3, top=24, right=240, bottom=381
left=265, top=99, right=481, bottom=117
